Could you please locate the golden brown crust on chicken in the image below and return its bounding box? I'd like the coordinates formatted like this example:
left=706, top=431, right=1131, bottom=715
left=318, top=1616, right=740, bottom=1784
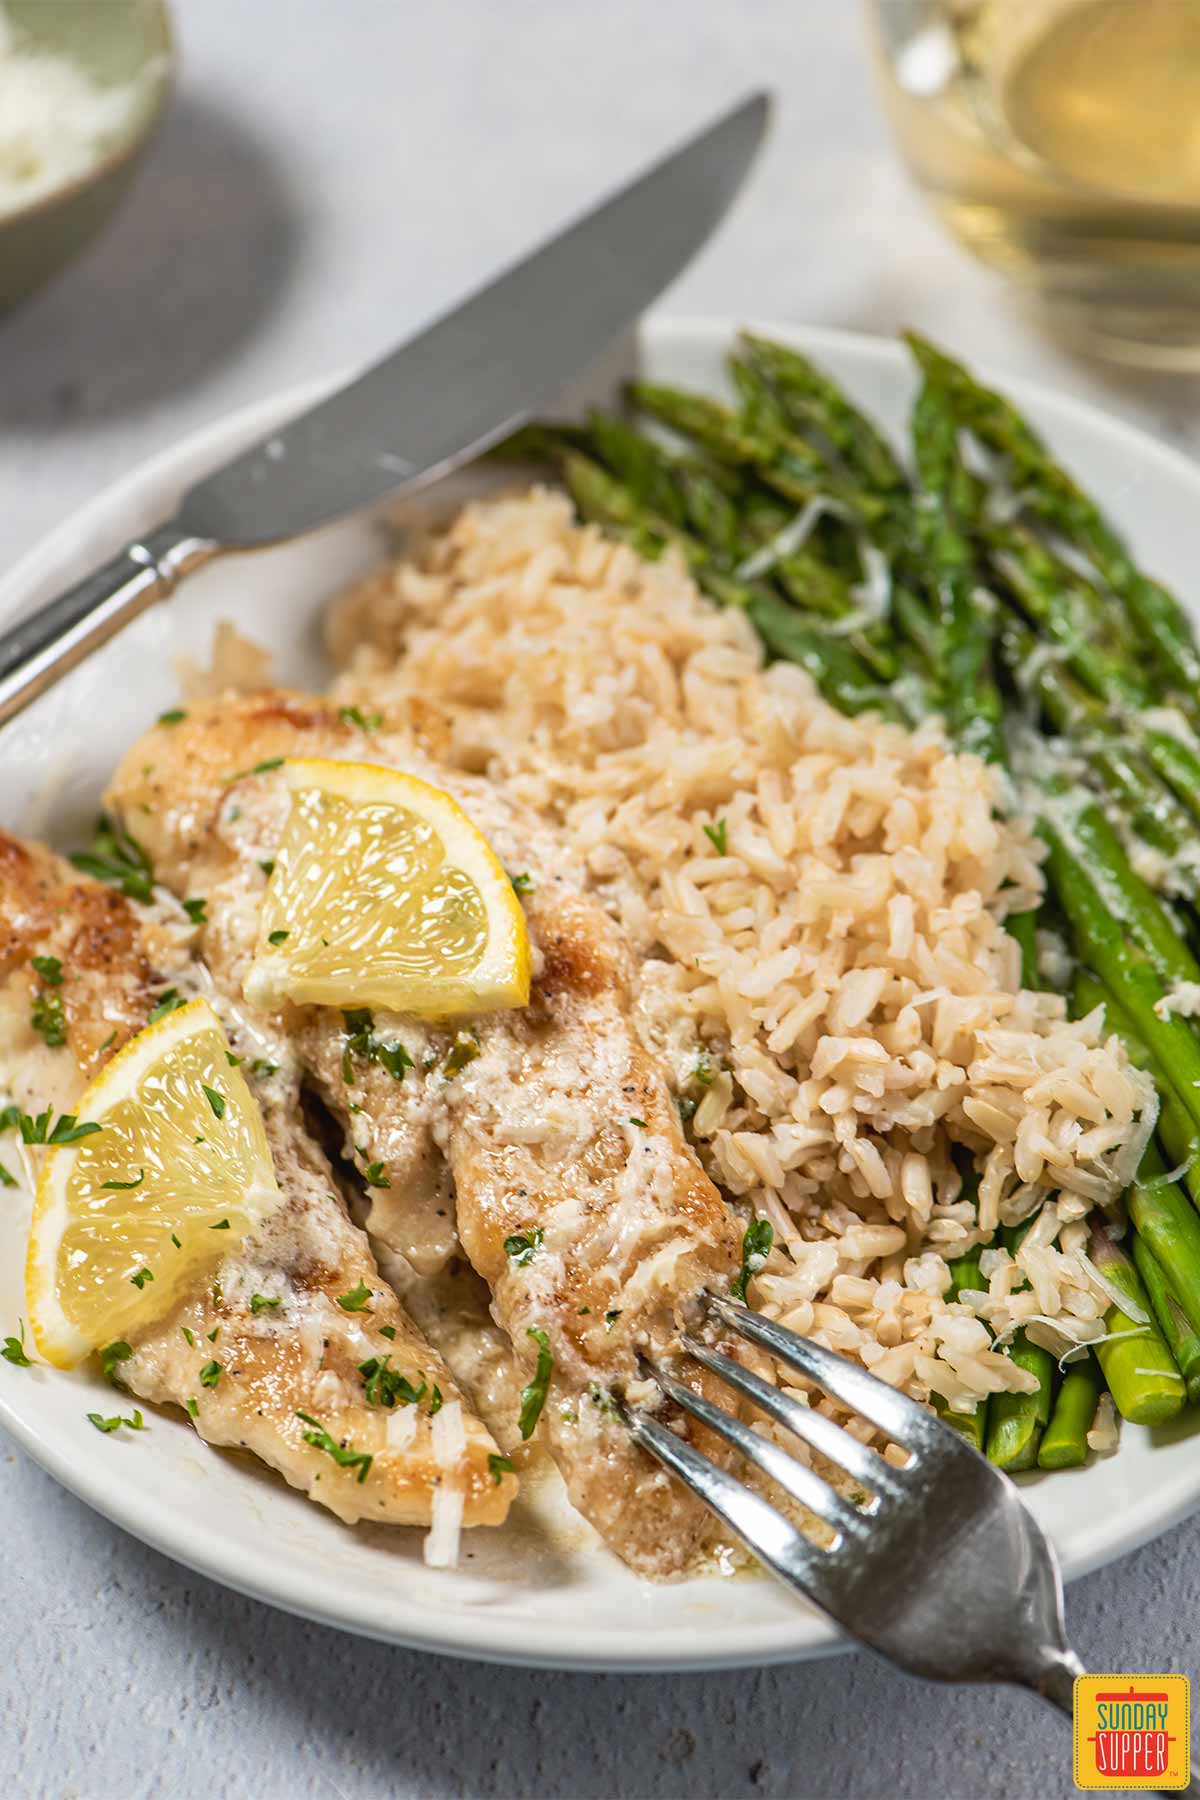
left=0, top=829, right=515, bottom=1531
left=0, top=832, right=179, bottom=1095
left=109, top=692, right=742, bottom=1575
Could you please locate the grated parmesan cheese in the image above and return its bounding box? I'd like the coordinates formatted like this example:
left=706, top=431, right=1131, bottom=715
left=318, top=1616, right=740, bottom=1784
left=431, top=1398, right=466, bottom=1469
left=423, top=1485, right=464, bottom=1568
left=0, top=6, right=151, bottom=216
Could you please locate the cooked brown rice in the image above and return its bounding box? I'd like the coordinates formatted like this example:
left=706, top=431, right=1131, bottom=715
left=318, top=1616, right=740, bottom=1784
left=325, top=486, right=1155, bottom=1427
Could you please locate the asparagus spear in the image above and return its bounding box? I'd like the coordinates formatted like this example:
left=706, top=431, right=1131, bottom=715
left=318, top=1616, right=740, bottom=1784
left=905, top=331, right=1200, bottom=701
left=985, top=1327, right=1055, bottom=1471
left=1070, top=970, right=1200, bottom=1341
left=1139, top=722, right=1200, bottom=827
left=1040, top=825, right=1200, bottom=1139
left=1037, top=1355, right=1102, bottom=1470
left=1131, top=1234, right=1200, bottom=1406
left=1088, top=1220, right=1186, bottom=1425
left=738, top=332, right=911, bottom=501
left=997, top=613, right=1200, bottom=881
left=1037, top=776, right=1200, bottom=985
left=1007, top=908, right=1040, bottom=990
left=985, top=521, right=1149, bottom=710
left=933, top=1242, right=990, bottom=1451
left=625, top=380, right=889, bottom=526
left=985, top=1218, right=1056, bottom=1471
left=910, top=379, right=1005, bottom=766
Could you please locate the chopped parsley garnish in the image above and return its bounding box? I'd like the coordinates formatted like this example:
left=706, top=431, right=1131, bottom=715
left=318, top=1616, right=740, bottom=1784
left=362, top=1161, right=390, bottom=1187
left=101, top=1168, right=144, bottom=1192
left=87, top=1409, right=144, bottom=1434
left=199, top=1359, right=222, bottom=1388
left=488, top=1454, right=514, bottom=1485
left=31, top=955, right=63, bottom=985
left=730, top=1218, right=774, bottom=1304
left=604, top=1309, right=622, bottom=1330
left=258, top=858, right=276, bottom=878
left=267, top=929, right=290, bottom=946
left=375, top=1040, right=414, bottom=1080
left=518, top=1327, right=553, bottom=1440
left=147, top=989, right=186, bottom=1024
left=677, top=1095, right=697, bottom=1125
left=703, top=819, right=728, bottom=856
left=130, top=1268, right=154, bottom=1290
left=295, top=1410, right=372, bottom=1483
left=430, top=1385, right=443, bottom=1415
left=185, top=1398, right=199, bottom=1419
left=250, top=1294, right=281, bottom=1315
left=444, top=1032, right=480, bottom=1077
left=210, top=1218, right=230, bottom=1230
left=338, top=704, right=382, bottom=733
left=171, top=1233, right=182, bottom=1249
left=336, top=1281, right=373, bottom=1313
left=202, top=1085, right=226, bottom=1120
left=183, top=897, right=208, bottom=925
left=509, top=871, right=533, bottom=895
left=0, top=1105, right=18, bottom=1132
left=226, top=756, right=284, bottom=784
left=158, top=708, right=187, bottom=726
left=17, top=1109, right=101, bottom=1146
left=207, top=1326, right=220, bottom=1343
left=225, top=1052, right=241, bottom=1067
left=357, top=1355, right=425, bottom=1409
left=31, top=990, right=66, bottom=1048
left=379, top=1324, right=396, bottom=1342
left=181, top=1327, right=195, bottom=1347
left=587, top=1381, right=617, bottom=1417
left=341, top=1009, right=413, bottom=1085
left=503, top=1228, right=543, bottom=1268
left=2, top=1322, right=32, bottom=1367
left=70, top=814, right=155, bottom=903
left=627, top=1116, right=647, bottom=1129
left=0, top=1161, right=16, bottom=1189
left=250, top=1059, right=279, bottom=1079
left=99, top=1340, right=132, bottom=1385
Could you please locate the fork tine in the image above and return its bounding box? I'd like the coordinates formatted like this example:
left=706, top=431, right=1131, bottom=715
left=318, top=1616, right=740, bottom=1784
left=621, top=1404, right=844, bottom=1617
left=680, top=1336, right=908, bottom=1501
left=650, top=1363, right=865, bottom=1539
left=707, top=1295, right=940, bottom=1451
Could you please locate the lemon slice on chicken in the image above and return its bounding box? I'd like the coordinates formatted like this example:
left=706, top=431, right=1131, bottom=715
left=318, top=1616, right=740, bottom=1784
left=243, top=758, right=531, bottom=1017
left=26, top=998, right=279, bottom=1367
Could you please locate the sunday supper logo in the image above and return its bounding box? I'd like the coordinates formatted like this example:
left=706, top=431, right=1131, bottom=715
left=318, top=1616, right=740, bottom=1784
left=1073, top=1675, right=1190, bottom=1789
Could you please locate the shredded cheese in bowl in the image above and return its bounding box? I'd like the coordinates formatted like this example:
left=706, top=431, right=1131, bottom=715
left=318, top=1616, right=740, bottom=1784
left=0, top=5, right=150, bottom=217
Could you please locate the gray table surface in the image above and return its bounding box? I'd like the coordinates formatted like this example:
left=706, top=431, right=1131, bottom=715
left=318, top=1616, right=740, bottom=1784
left=4, top=5, right=1200, bottom=1797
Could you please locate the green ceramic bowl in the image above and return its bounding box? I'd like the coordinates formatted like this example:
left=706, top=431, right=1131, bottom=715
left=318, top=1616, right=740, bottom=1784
left=0, top=0, right=172, bottom=311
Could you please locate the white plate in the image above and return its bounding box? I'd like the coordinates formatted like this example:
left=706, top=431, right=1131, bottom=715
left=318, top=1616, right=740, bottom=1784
left=3, top=319, right=1200, bottom=1672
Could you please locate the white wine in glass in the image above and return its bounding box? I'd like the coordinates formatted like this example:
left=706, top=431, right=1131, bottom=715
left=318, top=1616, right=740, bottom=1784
left=866, top=0, right=1200, bottom=365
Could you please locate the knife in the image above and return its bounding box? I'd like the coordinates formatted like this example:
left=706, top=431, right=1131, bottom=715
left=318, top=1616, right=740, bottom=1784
left=0, top=92, right=769, bottom=728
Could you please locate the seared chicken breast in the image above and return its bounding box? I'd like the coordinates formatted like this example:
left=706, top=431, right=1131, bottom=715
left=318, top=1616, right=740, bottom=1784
left=0, top=830, right=515, bottom=1533
left=109, top=691, right=742, bottom=1575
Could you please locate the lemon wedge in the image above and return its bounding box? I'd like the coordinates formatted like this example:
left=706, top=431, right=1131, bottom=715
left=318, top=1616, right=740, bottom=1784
left=243, top=758, right=531, bottom=1017
left=26, top=997, right=279, bottom=1368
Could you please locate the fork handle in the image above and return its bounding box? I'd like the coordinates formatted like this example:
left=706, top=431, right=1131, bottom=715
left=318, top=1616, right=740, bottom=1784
left=0, top=523, right=217, bottom=728
left=1030, top=1650, right=1200, bottom=1799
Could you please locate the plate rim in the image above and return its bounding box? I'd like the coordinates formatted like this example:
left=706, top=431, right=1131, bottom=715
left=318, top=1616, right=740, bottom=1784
left=4, top=315, right=1200, bottom=1670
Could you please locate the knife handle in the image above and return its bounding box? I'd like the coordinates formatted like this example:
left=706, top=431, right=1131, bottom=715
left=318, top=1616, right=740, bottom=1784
left=0, top=524, right=218, bottom=729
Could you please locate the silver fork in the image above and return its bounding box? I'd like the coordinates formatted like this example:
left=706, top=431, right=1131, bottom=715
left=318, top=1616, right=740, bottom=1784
left=624, top=1293, right=1199, bottom=1798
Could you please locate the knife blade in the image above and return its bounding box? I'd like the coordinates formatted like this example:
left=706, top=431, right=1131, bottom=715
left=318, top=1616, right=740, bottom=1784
left=0, top=91, right=769, bottom=726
